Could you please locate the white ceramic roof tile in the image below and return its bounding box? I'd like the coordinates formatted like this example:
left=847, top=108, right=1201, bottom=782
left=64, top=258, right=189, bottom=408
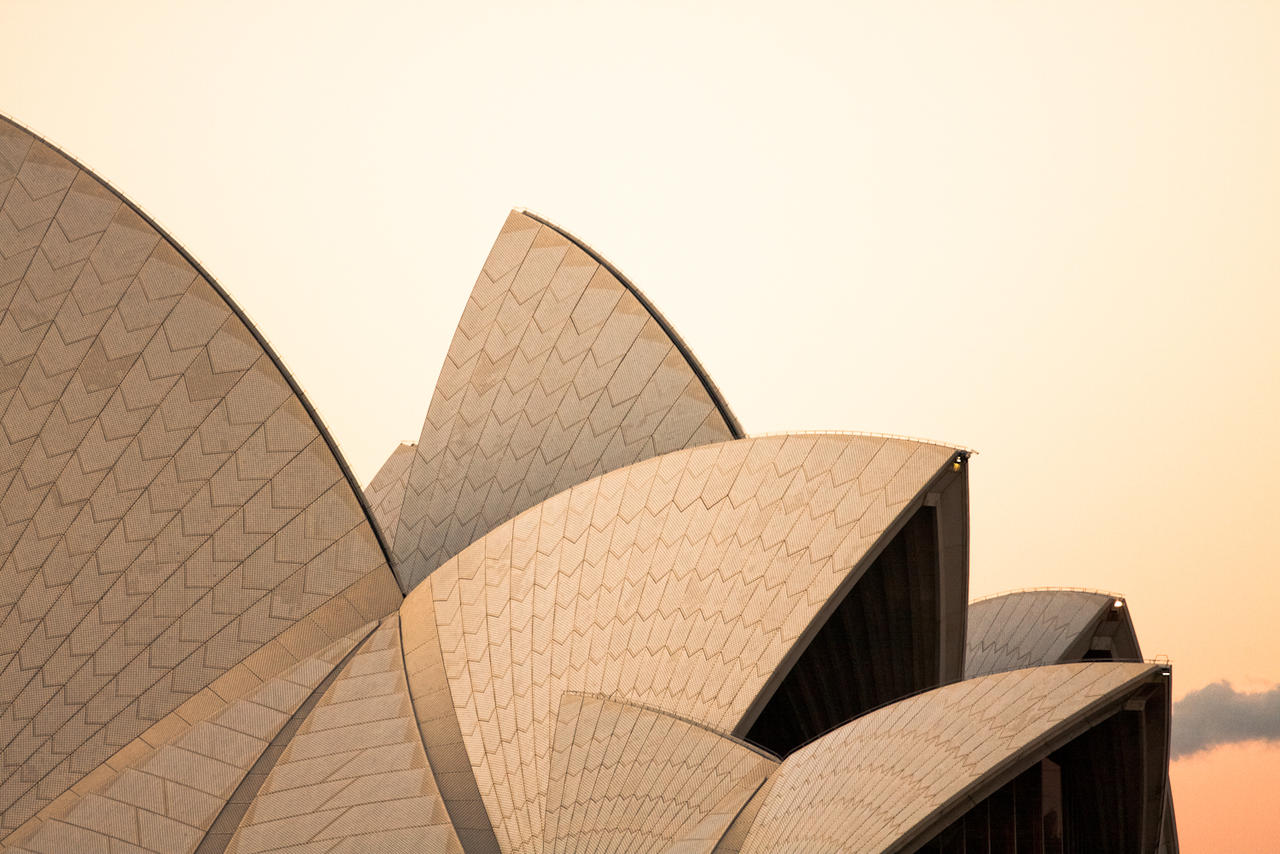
left=361, top=442, right=415, bottom=545
left=401, top=433, right=956, bottom=854
left=739, top=662, right=1160, bottom=854
left=226, top=616, right=462, bottom=854
left=0, top=623, right=373, bottom=853
left=965, top=590, right=1113, bottom=677
left=391, top=211, right=739, bottom=594
left=0, top=112, right=1175, bottom=854
left=543, top=693, right=774, bottom=854
left=0, top=115, right=401, bottom=841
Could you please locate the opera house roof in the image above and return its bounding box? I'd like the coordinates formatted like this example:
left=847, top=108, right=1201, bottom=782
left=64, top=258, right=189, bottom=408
left=0, top=113, right=1176, bottom=853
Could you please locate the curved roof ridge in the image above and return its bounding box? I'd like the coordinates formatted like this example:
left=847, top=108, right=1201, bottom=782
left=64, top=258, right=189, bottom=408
left=739, top=662, right=1166, bottom=854
left=0, top=112, right=396, bottom=572
left=518, top=208, right=744, bottom=439
left=412, top=432, right=957, bottom=851
left=750, top=428, right=976, bottom=455
left=566, top=691, right=780, bottom=763
left=969, top=585, right=1125, bottom=605
left=886, top=662, right=1166, bottom=853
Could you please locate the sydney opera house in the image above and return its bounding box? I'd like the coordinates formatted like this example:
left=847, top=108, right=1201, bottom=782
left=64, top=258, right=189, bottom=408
left=0, top=113, right=1176, bottom=853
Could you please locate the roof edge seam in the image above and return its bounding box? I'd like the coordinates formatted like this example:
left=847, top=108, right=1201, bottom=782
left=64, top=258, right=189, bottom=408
left=564, top=691, right=780, bottom=764
left=517, top=208, right=745, bottom=439
left=887, top=663, right=1166, bottom=854
left=194, top=620, right=380, bottom=854
left=709, top=773, right=772, bottom=852
left=749, top=429, right=976, bottom=455
left=0, top=112, right=399, bottom=579
left=393, top=612, right=467, bottom=849
left=730, top=451, right=958, bottom=744
left=969, top=586, right=1127, bottom=606
left=403, top=588, right=505, bottom=850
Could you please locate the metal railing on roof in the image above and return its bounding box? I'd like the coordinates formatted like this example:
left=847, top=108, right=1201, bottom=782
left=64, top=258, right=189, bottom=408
left=747, top=428, right=978, bottom=456
left=969, top=585, right=1127, bottom=605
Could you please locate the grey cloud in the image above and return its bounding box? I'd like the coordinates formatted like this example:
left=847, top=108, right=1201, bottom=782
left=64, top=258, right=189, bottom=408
left=1172, top=681, right=1280, bottom=759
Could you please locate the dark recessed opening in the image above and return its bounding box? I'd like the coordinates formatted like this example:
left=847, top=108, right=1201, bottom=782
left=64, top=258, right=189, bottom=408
left=1084, top=606, right=1143, bottom=663
left=745, top=505, right=941, bottom=757
left=917, top=709, right=1148, bottom=854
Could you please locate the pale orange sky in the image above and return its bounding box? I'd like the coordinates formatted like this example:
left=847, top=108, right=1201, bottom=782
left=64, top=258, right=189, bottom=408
left=2, top=1, right=1277, bottom=849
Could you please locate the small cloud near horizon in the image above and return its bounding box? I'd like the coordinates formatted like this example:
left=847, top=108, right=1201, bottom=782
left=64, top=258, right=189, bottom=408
left=1172, top=681, right=1280, bottom=760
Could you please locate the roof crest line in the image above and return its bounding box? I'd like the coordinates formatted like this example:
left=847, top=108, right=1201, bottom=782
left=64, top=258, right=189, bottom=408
left=969, top=585, right=1127, bottom=605
left=888, top=663, right=1168, bottom=854
left=749, top=428, right=977, bottom=455
left=0, top=112, right=398, bottom=577
left=517, top=208, right=745, bottom=439
left=563, top=691, right=780, bottom=763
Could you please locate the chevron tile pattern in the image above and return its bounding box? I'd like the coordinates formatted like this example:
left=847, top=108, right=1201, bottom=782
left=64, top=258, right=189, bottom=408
left=0, top=116, right=401, bottom=839
left=391, top=211, right=739, bottom=594
left=0, top=110, right=1177, bottom=854
left=710, top=775, right=776, bottom=854
left=965, top=589, right=1113, bottom=677
left=544, top=693, right=774, bottom=854
left=0, top=622, right=373, bottom=853
left=361, top=441, right=414, bottom=546
left=400, top=572, right=503, bottom=854
left=405, top=433, right=956, bottom=854
left=738, top=662, right=1161, bottom=854
left=664, top=773, right=770, bottom=854
left=226, top=615, right=462, bottom=854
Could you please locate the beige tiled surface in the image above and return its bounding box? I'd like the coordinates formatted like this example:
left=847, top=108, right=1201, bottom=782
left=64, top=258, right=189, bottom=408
left=391, top=211, right=738, bottom=593
left=710, top=774, right=775, bottom=854
left=0, top=622, right=372, bottom=853
left=404, top=432, right=956, bottom=854
left=361, top=442, right=414, bottom=547
left=738, top=662, right=1160, bottom=854
left=0, top=115, right=1174, bottom=854
left=544, top=693, right=775, bottom=854
left=965, top=590, right=1112, bottom=678
left=0, top=116, right=401, bottom=837
left=663, top=773, right=769, bottom=854
left=400, top=575, right=503, bottom=854
left=226, top=615, right=462, bottom=854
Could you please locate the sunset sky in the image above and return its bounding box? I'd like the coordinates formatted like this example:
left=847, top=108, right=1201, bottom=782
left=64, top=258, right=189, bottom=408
left=2, top=1, right=1277, bottom=849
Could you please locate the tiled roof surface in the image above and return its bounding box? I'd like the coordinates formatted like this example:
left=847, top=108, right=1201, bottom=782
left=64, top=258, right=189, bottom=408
left=2, top=623, right=373, bottom=853
left=0, top=110, right=1175, bottom=854
left=544, top=693, right=774, bottom=854
left=362, top=442, right=415, bottom=545
left=406, top=433, right=955, bottom=853
left=226, top=616, right=462, bottom=854
left=391, top=211, right=739, bottom=594
left=966, top=589, right=1113, bottom=677
left=0, top=116, right=400, bottom=843
left=738, top=662, right=1160, bottom=854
